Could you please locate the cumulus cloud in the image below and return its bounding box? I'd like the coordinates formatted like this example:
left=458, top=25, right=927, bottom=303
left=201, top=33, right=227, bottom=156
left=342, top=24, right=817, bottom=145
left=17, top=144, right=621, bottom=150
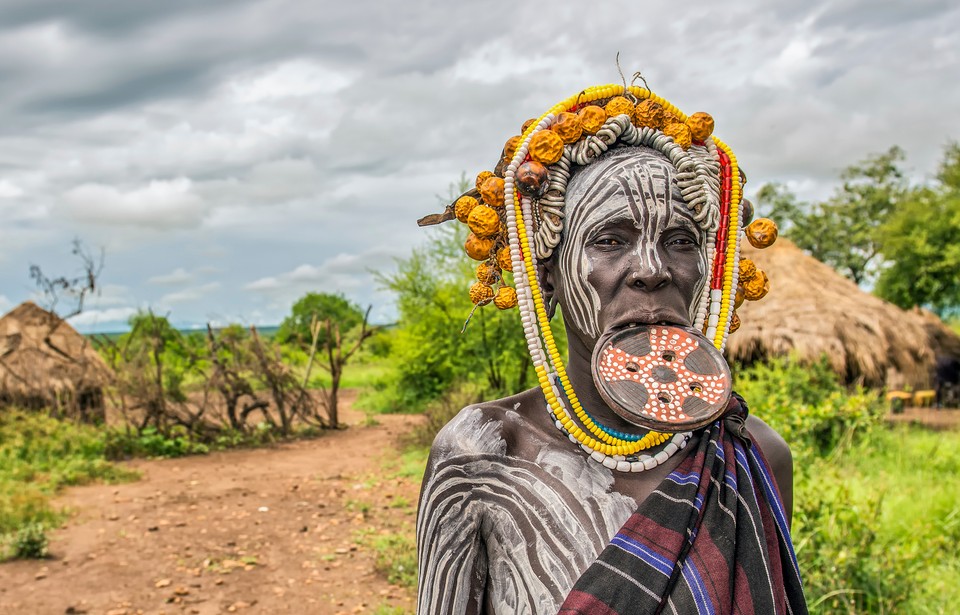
left=160, top=282, right=221, bottom=305
left=68, top=306, right=138, bottom=327
left=148, top=267, right=195, bottom=285
left=62, top=178, right=206, bottom=229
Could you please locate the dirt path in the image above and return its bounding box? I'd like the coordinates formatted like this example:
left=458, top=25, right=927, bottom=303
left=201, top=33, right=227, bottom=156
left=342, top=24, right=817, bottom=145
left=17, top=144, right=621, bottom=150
left=0, top=392, right=425, bottom=615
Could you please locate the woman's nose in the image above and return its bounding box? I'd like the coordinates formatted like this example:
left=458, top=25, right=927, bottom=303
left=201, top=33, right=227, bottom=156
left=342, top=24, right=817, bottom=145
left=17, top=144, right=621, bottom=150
left=627, top=250, right=672, bottom=290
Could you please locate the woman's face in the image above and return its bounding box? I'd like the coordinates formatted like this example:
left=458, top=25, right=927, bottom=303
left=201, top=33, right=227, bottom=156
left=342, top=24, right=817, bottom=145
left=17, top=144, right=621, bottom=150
left=552, top=147, right=708, bottom=348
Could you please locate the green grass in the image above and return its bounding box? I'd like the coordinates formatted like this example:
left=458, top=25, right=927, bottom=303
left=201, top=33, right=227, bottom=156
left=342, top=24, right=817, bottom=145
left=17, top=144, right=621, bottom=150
left=355, top=528, right=417, bottom=589
left=0, top=409, right=138, bottom=559
left=787, top=423, right=960, bottom=614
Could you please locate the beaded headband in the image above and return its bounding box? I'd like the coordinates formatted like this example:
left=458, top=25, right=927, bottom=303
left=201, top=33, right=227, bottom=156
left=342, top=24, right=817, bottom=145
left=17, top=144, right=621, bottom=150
left=419, top=83, right=778, bottom=456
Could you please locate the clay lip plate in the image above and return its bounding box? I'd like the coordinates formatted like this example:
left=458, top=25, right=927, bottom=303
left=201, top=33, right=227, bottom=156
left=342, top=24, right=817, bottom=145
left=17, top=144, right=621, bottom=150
left=591, top=324, right=732, bottom=433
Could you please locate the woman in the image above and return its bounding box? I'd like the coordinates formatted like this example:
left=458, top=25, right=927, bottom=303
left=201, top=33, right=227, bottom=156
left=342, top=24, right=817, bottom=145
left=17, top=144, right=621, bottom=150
left=416, top=83, right=806, bottom=614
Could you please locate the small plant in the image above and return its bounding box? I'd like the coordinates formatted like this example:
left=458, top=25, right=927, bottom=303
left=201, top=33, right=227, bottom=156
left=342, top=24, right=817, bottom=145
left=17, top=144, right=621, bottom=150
left=13, top=523, right=49, bottom=559
left=360, top=530, right=417, bottom=589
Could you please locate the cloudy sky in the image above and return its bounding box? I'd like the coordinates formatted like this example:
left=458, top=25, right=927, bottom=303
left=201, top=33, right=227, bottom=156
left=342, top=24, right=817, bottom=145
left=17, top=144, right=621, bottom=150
left=0, top=0, right=957, bottom=332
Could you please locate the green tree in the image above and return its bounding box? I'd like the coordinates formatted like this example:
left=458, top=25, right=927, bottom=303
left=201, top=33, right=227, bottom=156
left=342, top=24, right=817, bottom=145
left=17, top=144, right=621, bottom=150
left=372, top=223, right=547, bottom=412
left=758, top=147, right=907, bottom=286
left=276, top=292, right=363, bottom=349
left=875, top=144, right=960, bottom=315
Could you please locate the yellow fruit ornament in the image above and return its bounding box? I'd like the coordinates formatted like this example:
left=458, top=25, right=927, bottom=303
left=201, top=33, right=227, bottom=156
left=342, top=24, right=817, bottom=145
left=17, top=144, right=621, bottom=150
left=480, top=176, right=505, bottom=207
left=496, top=245, right=512, bottom=271
left=686, top=112, right=715, bottom=141
left=454, top=195, right=478, bottom=223
left=604, top=95, right=635, bottom=118
left=632, top=99, right=665, bottom=129
left=578, top=105, right=607, bottom=134
left=476, top=262, right=499, bottom=285
left=552, top=111, right=583, bottom=144
left=464, top=233, right=495, bottom=261
left=743, top=270, right=770, bottom=301
left=493, top=286, right=518, bottom=309
left=475, top=170, right=494, bottom=191
left=662, top=121, right=692, bottom=149
left=469, top=283, right=495, bottom=305
left=745, top=218, right=779, bottom=249
left=468, top=205, right=500, bottom=238
left=529, top=130, right=564, bottom=165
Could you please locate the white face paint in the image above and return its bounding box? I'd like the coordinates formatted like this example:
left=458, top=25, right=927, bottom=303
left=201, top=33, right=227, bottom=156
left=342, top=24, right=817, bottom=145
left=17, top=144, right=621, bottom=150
left=555, top=147, right=708, bottom=340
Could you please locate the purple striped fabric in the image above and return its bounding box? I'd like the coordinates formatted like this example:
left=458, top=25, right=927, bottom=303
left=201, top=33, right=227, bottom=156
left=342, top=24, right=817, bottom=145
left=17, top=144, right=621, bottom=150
left=559, top=396, right=807, bottom=615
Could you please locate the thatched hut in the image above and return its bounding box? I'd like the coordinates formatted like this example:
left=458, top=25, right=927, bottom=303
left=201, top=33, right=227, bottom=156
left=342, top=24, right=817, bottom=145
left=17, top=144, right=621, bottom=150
left=0, top=301, right=111, bottom=421
left=726, top=239, right=960, bottom=388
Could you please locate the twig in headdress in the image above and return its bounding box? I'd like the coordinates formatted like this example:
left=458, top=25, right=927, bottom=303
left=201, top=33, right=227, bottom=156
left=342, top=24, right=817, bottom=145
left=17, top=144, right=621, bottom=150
left=631, top=70, right=650, bottom=92
left=461, top=303, right=481, bottom=334
left=616, top=52, right=640, bottom=103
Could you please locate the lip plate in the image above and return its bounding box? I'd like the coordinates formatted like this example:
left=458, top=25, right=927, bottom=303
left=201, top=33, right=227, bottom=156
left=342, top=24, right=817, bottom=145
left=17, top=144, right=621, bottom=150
left=590, top=324, right=731, bottom=433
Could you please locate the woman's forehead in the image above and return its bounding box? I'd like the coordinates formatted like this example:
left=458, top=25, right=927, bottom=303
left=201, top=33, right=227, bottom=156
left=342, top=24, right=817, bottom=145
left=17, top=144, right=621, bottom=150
left=567, top=148, right=690, bottom=227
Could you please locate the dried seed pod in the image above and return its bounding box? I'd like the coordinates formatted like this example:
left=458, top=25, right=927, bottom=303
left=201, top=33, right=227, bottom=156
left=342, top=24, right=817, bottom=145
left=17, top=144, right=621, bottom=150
left=739, top=258, right=758, bottom=281
left=475, top=170, right=494, bottom=192
left=503, top=135, right=522, bottom=162
left=745, top=218, right=779, bottom=249
left=476, top=261, right=500, bottom=285
left=464, top=233, right=495, bottom=261
left=734, top=285, right=745, bottom=308
left=743, top=270, right=770, bottom=301
left=516, top=160, right=548, bottom=197
left=604, top=95, right=635, bottom=118
left=632, top=99, right=665, bottom=129
left=454, top=195, right=478, bottom=223
left=469, top=283, right=495, bottom=305
left=493, top=286, right=518, bottom=309
left=529, top=130, right=564, bottom=165
left=578, top=105, right=607, bottom=134
left=552, top=111, right=583, bottom=144
left=480, top=176, right=505, bottom=207
left=496, top=245, right=512, bottom=271
left=662, top=121, right=692, bottom=149
left=467, top=205, right=500, bottom=238
left=521, top=118, right=537, bottom=133
left=686, top=112, right=715, bottom=141
left=729, top=311, right=742, bottom=333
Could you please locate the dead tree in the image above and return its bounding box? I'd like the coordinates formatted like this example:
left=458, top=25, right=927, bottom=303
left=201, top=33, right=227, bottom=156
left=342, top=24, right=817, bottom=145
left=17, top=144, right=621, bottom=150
left=306, top=306, right=378, bottom=428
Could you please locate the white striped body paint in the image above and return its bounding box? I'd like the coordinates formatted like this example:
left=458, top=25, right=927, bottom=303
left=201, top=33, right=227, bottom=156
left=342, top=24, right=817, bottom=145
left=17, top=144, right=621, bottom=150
left=417, top=405, right=637, bottom=614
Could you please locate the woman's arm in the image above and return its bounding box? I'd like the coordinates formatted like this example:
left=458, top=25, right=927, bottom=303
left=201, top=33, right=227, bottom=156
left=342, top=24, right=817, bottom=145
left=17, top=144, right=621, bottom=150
left=417, top=433, right=489, bottom=614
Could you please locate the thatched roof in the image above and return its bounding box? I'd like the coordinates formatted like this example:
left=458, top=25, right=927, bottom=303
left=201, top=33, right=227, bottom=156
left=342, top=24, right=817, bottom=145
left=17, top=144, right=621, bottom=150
left=726, top=239, right=960, bottom=388
left=0, top=301, right=111, bottom=406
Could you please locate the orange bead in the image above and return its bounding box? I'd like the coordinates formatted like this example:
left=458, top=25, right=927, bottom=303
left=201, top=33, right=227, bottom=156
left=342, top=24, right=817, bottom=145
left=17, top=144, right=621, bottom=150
left=552, top=111, right=583, bottom=144
left=578, top=105, right=606, bottom=134
left=464, top=233, right=495, bottom=261
left=454, top=195, right=478, bottom=223
left=662, top=121, right=692, bottom=149
left=528, top=130, right=564, bottom=165
left=475, top=170, right=494, bottom=192
left=493, top=286, right=518, bottom=309
left=480, top=176, right=505, bottom=207
left=467, top=205, right=500, bottom=238
left=604, top=95, right=635, bottom=119
left=632, top=99, right=665, bottom=129
left=686, top=112, right=715, bottom=141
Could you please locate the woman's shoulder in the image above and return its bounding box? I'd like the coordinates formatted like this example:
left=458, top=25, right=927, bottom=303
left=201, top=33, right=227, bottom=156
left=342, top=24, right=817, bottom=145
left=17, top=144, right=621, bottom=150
left=428, top=387, right=548, bottom=467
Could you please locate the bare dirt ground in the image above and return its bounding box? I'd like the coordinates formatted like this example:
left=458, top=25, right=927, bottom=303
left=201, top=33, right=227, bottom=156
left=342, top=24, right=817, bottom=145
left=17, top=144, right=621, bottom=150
left=0, top=391, right=425, bottom=615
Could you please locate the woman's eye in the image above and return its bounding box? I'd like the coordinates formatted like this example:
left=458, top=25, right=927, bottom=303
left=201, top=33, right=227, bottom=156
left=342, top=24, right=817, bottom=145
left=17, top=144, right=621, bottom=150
left=593, top=236, right=623, bottom=246
left=665, top=234, right=698, bottom=248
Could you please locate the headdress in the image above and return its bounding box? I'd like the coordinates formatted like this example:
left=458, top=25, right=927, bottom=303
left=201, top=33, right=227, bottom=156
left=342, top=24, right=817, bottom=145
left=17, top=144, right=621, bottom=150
left=419, top=83, right=778, bottom=470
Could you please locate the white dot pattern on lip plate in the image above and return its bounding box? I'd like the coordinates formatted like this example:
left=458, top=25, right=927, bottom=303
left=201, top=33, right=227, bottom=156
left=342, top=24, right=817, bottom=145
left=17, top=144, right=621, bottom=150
left=596, top=327, right=727, bottom=423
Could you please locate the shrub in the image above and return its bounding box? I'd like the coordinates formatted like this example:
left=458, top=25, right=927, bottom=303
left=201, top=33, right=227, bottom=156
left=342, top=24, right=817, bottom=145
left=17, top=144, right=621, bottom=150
left=735, top=356, right=885, bottom=456
left=11, top=522, right=49, bottom=559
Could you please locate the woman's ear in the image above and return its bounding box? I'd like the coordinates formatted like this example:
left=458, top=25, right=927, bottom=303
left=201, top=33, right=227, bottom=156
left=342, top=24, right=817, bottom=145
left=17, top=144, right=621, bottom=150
left=538, top=259, right=559, bottom=320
